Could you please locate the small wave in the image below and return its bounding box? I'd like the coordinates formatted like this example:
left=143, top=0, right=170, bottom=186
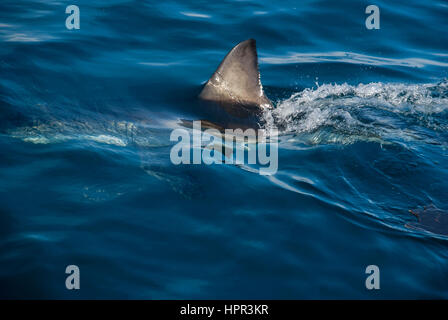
left=263, top=80, right=448, bottom=145
left=8, top=119, right=170, bottom=149
left=261, top=52, right=448, bottom=68
left=86, top=134, right=127, bottom=147
left=180, top=11, right=211, bottom=19
left=2, top=32, right=56, bottom=42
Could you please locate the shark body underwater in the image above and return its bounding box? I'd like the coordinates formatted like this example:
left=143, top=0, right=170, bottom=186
left=6, top=38, right=448, bottom=237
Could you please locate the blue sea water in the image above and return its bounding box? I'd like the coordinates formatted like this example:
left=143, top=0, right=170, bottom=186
left=0, top=0, right=448, bottom=299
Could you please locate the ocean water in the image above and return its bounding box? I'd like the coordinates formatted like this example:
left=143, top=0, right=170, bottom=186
left=0, top=0, right=448, bottom=299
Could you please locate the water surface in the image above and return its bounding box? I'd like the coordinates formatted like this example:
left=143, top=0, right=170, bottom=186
left=0, top=0, right=448, bottom=298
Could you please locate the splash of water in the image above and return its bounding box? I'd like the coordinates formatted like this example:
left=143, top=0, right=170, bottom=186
left=263, top=80, right=448, bottom=146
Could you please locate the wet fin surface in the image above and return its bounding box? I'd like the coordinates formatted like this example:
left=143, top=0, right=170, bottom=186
left=199, top=39, right=272, bottom=110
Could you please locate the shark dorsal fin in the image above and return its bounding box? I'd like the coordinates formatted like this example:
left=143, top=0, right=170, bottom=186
left=199, top=39, right=272, bottom=109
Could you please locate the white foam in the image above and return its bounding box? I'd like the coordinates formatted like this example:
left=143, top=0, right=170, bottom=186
left=263, top=80, right=448, bottom=145
left=86, top=135, right=127, bottom=147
